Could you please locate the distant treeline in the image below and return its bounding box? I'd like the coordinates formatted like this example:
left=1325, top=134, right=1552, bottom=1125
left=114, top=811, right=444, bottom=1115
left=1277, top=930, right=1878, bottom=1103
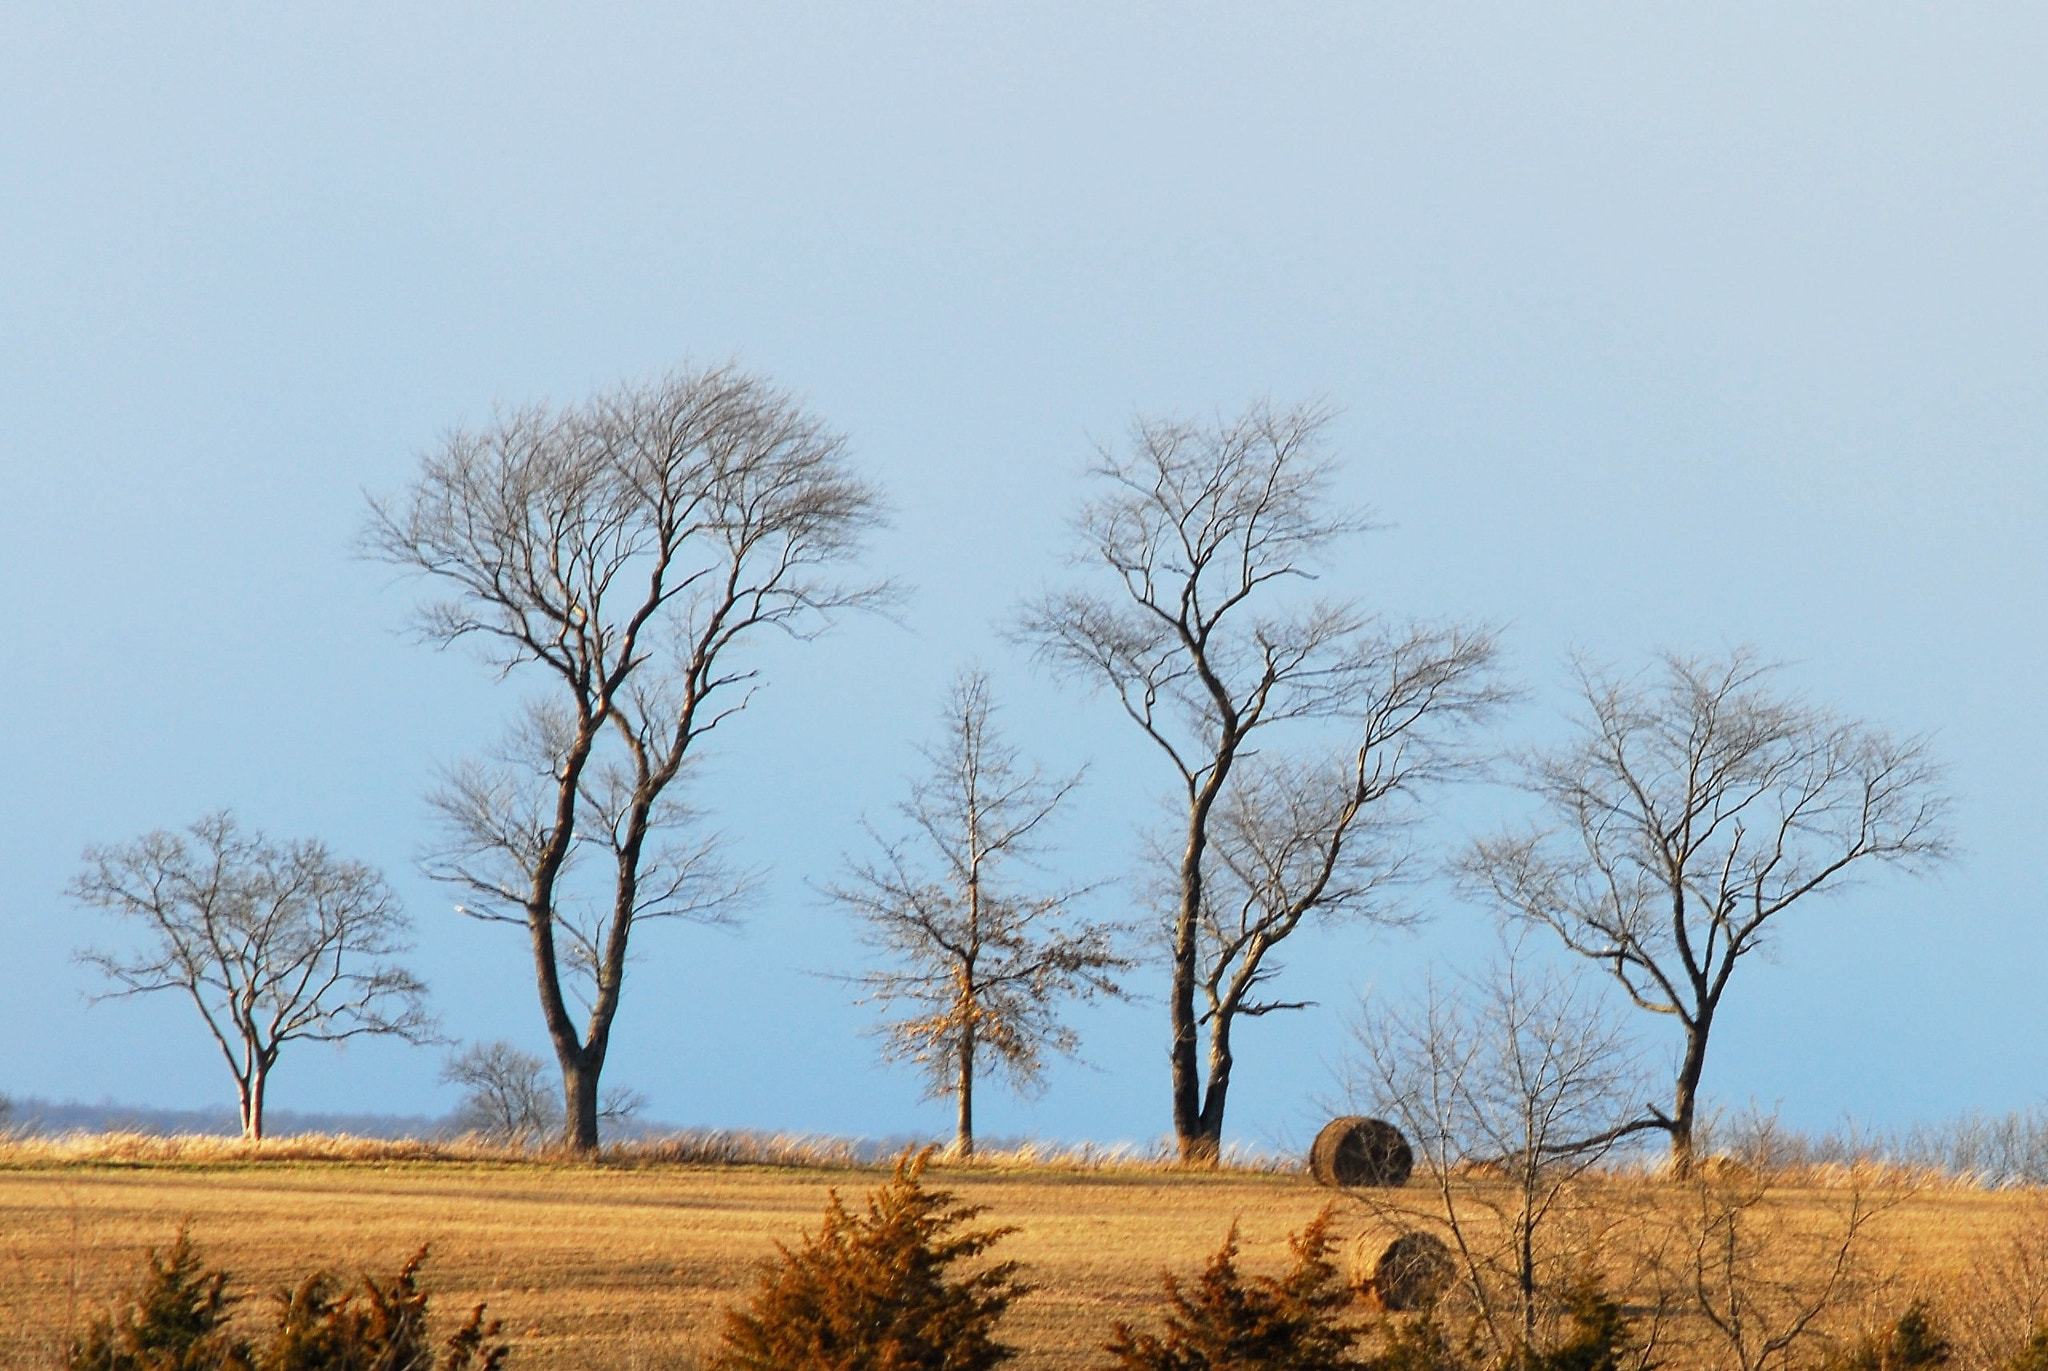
left=2, top=1096, right=449, bottom=1140
left=1702, top=1105, right=2048, bottom=1189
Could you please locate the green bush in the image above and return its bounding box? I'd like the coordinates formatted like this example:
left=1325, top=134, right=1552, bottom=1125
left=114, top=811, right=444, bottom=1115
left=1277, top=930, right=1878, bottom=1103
left=2005, top=1326, right=2048, bottom=1371
left=1363, top=1311, right=1472, bottom=1371
left=1102, top=1208, right=1367, bottom=1371
left=1512, top=1277, right=1632, bottom=1371
left=711, top=1148, right=1030, bottom=1371
left=1828, top=1303, right=1951, bottom=1371
left=64, top=1234, right=506, bottom=1371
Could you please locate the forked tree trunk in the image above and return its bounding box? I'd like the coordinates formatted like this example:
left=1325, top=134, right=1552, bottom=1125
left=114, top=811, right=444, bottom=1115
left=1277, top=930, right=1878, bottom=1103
left=237, top=1049, right=274, bottom=1147
left=239, top=1058, right=271, bottom=1142
left=1182, top=1016, right=1235, bottom=1165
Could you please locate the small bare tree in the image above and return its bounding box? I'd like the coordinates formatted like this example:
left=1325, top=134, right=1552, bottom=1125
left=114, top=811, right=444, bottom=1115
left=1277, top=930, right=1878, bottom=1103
left=1466, top=648, right=1951, bottom=1171
left=1349, top=953, right=1656, bottom=1357
left=441, top=1040, right=561, bottom=1144
left=830, top=670, right=1126, bottom=1156
left=70, top=812, right=435, bottom=1141
left=1665, top=1166, right=1897, bottom=1371
left=1021, top=399, right=1505, bottom=1161
left=365, top=363, right=888, bottom=1151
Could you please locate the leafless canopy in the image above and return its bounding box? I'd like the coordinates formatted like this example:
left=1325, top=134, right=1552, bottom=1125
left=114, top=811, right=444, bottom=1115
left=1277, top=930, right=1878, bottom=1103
left=441, top=1039, right=561, bottom=1144
left=830, top=670, right=1126, bottom=1156
left=71, top=812, right=434, bottom=1141
left=364, top=363, right=889, bottom=1150
left=1020, top=399, right=1507, bottom=1161
left=1466, top=647, right=1951, bottom=1168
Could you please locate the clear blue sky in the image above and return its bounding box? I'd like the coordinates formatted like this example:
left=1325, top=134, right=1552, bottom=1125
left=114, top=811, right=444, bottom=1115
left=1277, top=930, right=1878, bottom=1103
left=2, top=5, right=2042, bottom=1151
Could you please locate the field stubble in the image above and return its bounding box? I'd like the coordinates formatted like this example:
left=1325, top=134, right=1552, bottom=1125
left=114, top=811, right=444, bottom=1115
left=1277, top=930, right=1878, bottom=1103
left=0, top=1137, right=2033, bottom=1371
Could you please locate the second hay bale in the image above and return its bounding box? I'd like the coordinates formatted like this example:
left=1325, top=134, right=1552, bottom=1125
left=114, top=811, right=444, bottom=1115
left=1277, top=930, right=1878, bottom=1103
left=1309, top=1116, right=1413, bottom=1188
left=1360, top=1231, right=1455, bottom=1312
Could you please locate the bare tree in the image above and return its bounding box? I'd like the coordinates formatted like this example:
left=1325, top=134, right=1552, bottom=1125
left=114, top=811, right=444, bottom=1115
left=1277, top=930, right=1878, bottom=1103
left=364, top=363, right=889, bottom=1151
left=1664, top=1166, right=1898, bottom=1371
left=441, top=1039, right=561, bottom=1144
left=1021, top=399, right=1505, bottom=1161
left=830, top=669, right=1126, bottom=1157
left=1466, top=648, right=1951, bottom=1171
left=70, top=812, right=435, bottom=1141
left=1349, top=953, right=1656, bottom=1357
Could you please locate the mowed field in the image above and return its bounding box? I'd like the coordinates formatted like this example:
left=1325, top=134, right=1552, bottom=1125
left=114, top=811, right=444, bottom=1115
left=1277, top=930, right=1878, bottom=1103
left=0, top=1153, right=2033, bottom=1371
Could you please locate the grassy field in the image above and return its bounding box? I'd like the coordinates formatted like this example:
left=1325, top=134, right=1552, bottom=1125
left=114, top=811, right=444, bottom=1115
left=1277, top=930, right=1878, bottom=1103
left=0, top=1140, right=2038, bottom=1371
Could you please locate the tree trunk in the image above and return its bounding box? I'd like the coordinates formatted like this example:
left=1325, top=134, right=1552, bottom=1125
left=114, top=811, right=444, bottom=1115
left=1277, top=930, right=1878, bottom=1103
left=1170, top=966, right=1205, bottom=1161
left=1182, top=1013, right=1234, bottom=1165
left=1169, top=877, right=1203, bottom=1158
left=562, top=1053, right=601, bottom=1153
left=1183, top=1106, right=1223, bottom=1165
left=1518, top=1213, right=1537, bottom=1342
left=1172, top=727, right=1243, bottom=1165
left=1670, top=1017, right=1712, bottom=1175
left=1171, top=807, right=1216, bottom=1162
left=956, top=1021, right=975, bottom=1158
left=242, top=1062, right=268, bottom=1142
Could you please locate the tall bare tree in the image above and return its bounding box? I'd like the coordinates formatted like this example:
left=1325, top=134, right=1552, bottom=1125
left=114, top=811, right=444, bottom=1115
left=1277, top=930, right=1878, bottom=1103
left=70, top=812, right=435, bottom=1141
left=365, top=364, right=888, bottom=1151
left=1466, top=648, right=1951, bottom=1171
left=1021, top=400, right=1505, bottom=1161
left=830, top=669, right=1126, bottom=1156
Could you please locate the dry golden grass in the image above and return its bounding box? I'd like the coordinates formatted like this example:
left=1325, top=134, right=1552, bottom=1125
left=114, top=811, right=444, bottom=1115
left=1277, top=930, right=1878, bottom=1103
left=0, top=1136, right=2039, bottom=1371
left=0, top=1130, right=1293, bottom=1173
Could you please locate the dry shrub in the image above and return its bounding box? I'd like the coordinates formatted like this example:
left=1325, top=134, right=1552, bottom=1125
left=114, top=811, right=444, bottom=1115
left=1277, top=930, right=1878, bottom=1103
left=66, top=1228, right=244, bottom=1371
left=1105, top=1210, right=1635, bottom=1371
left=1935, top=1195, right=2048, bottom=1371
left=711, top=1148, right=1029, bottom=1371
left=1104, top=1208, right=1367, bottom=1371
left=260, top=1250, right=507, bottom=1371
left=1643, top=1167, right=1905, bottom=1371
left=64, top=1230, right=507, bottom=1371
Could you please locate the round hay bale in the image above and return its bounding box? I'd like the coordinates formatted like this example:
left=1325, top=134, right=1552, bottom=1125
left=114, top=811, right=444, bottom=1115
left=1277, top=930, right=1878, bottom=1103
left=1308, top=1116, right=1413, bottom=1188
left=1366, top=1231, right=1455, bottom=1312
